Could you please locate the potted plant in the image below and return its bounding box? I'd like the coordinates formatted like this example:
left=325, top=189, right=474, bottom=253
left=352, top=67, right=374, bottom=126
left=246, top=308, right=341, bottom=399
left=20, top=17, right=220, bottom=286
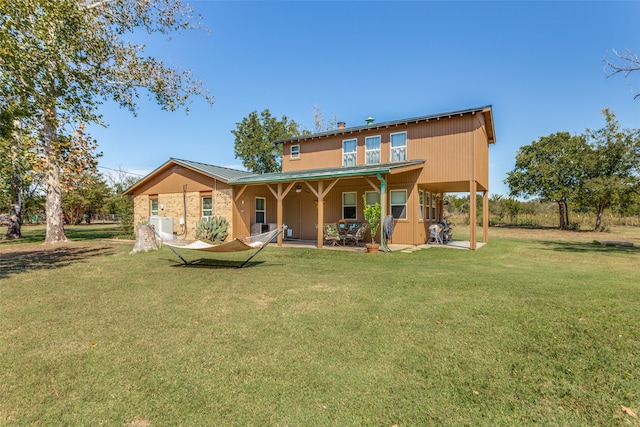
left=362, top=196, right=382, bottom=253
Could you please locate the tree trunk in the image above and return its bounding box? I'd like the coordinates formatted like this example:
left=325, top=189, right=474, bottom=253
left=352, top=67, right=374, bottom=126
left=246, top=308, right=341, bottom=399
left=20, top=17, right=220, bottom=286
left=130, top=224, right=158, bottom=254
left=4, top=118, right=23, bottom=240
left=43, top=108, right=67, bottom=244
left=4, top=174, right=22, bottom=240
left=5, top=202, right=22, bottom=240
left=594, top=204, right=606, bottom=231
left=563, top=200, right=570, bottom=229
left=557, top=200, right=566, bottom=230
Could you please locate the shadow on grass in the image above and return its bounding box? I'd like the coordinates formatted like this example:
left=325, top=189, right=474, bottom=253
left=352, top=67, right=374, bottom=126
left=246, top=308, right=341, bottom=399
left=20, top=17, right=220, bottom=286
left=0, top=245, right=116, bottom=279
left=541, top=240, right=640, bottom=253
left=1, top=224, right=129, bottom=246
left=168, top=258, right=267, bottom=269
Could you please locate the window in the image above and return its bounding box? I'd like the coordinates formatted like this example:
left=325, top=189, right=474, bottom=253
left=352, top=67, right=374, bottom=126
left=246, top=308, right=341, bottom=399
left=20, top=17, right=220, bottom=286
left=291, top=144, right=300, bottom=159
left=390, top=190, right=407, bottom=219
left=255, top=197, right=266, bottom=223
left=202, top=196, right=212, bottom=218
left=390, top=132, right=407, bottom=162
left=431, top=195, right=436, bottom=221
left=365, top=191, right=380, bottom=207
left=343, top=192, right=357, bottom=220
left=426, top=193, right=431, bottom=220
left=150, top=197, right=159, bottom=216
left=419, top=190, right=424, bottom=220
left=343, top=139, right=357, bottom=167
left=365, top=135, right=381, bottom=164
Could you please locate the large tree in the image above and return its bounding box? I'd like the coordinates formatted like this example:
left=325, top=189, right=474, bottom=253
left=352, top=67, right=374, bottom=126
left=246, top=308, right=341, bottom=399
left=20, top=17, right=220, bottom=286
left=505, top=132, right=590, bottom=229
left=232, top=109, right=302, bottom=174
left=0, top=103, right=38, bottom=240
left=580, top=109, right=640, bottom=230
left=0, top=0, right=212, bottom=243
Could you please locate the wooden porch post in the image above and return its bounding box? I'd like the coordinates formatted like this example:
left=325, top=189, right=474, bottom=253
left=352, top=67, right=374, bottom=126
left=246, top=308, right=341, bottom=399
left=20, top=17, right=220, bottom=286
left=483, top=190, right=489, bottom=243
left=267, top=182, right=295, bottom=247
left=316, top=181, right=324, bottom=248
left=469, top=180, right=477, bottom=250
left=277, top=183, right=283, bottom=246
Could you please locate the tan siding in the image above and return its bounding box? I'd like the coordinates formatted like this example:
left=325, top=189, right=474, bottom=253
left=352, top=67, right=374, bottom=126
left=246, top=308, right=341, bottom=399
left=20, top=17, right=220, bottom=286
left=132, top=166, right=225, bottom=195
left=283, top=114, right=488, bottom=195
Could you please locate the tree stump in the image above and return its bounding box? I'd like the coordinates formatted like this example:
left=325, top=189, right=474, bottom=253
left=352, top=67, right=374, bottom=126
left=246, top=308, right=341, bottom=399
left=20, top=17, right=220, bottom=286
left=130, top=224, right=158, bottom=254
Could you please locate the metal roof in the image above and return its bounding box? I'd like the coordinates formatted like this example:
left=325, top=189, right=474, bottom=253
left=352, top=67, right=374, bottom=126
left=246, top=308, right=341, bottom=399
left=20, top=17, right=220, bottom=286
left=274, top=105, right=495, bottom=145
left=169, top=158, right=253, bottom=181
left=229, top=160, right=425, bottom=185
left=123, top=158, right=253, bottom=195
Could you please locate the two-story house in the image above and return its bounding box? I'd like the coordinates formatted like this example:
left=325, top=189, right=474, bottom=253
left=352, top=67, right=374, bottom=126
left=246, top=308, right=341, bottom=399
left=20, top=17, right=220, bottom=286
left=125, top=105, right=495, bottom=249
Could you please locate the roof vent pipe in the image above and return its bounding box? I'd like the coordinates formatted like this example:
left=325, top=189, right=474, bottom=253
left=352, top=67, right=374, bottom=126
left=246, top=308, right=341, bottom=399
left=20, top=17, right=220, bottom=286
left=337, top=121, right=346, bottom=129
left=366, top=117, right=375, bottom=125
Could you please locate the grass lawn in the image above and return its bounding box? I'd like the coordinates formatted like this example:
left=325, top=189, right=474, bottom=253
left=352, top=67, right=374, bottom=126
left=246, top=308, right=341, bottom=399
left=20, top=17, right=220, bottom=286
left=1, top=224, right=639, bottom=425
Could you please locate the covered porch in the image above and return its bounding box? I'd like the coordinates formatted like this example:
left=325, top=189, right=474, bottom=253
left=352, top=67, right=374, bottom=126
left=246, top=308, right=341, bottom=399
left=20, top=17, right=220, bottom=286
left=229, top=161, right=489, bottom=250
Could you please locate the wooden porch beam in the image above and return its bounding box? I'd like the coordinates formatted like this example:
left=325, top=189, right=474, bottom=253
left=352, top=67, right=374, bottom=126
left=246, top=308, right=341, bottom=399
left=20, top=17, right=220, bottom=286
left=233, top=185, right=247, bottom=201
left=364, top=176, right=380, bottom=193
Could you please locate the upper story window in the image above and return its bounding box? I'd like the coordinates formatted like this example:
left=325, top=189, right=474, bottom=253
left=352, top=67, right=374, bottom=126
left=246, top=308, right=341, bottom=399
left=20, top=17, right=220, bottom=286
left=255, top=197, right=266, bottom=223
left=291, top=144, right=300, bottom=159
left=202, top=196, right=212, bottom=218
left=150, top=197, right=159, bottom=216
left=343, top=192, right=357, bottom=220
left=343, top=139, right=357, bottom=167
left=390, top=132, right=407, bottom=162
left=365, top=135, right=381, bottom=164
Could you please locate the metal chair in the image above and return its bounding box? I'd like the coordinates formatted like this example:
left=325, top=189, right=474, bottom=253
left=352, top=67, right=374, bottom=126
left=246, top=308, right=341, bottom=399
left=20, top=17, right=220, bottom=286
left=428, top=224, right=443, bottom=244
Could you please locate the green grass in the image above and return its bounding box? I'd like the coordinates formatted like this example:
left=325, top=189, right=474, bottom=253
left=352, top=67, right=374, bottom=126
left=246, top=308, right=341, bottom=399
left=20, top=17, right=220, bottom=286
left=1, top=225, right=639, bottom=425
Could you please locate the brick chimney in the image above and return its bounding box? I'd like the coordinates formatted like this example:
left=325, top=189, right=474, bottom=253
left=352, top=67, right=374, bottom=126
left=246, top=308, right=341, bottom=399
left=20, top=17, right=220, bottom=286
left=337, top=121, right=346, bottom=129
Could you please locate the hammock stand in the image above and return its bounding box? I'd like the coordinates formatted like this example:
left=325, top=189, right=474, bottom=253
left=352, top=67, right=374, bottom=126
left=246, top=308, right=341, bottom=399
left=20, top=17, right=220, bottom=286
left=157, top=225, right=286, bottom=268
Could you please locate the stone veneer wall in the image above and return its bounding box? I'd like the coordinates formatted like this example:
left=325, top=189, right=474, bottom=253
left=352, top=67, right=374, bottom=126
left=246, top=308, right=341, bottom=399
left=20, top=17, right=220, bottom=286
left=133, top=189, right=234, bottom=239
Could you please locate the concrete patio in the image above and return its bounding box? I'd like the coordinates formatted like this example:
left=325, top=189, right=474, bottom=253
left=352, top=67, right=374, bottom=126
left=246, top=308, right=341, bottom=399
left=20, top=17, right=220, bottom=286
left=280, top=239, right=485, bottom=252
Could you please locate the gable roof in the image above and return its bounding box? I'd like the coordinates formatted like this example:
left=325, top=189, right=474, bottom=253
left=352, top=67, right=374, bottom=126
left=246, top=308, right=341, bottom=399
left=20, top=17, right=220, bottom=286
left=123, top=158, right=253, bottom=195
left=274, top=105, right=495, bottom=145
left=230, top=160, right=425, bottom=185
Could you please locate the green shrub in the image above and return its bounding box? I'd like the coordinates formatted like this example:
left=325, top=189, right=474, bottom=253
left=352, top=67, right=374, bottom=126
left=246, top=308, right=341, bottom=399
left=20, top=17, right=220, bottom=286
left=195, top=216, right=229, bottom=242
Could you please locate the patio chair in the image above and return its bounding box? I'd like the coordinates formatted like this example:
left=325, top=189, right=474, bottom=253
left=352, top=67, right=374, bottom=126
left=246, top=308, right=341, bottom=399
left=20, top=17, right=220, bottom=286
left=323, top=223, right=340, bottom=246
left=345, top=224, right=368, bottom=245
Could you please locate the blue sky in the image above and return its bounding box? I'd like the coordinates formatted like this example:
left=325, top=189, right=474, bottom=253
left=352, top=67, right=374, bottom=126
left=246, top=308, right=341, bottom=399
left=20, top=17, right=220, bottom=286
left=90, top=1, right=640, bottom=196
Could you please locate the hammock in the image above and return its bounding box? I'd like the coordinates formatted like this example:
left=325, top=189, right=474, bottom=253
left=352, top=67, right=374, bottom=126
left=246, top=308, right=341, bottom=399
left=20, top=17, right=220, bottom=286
left=157, top=225, right=286, bottom=268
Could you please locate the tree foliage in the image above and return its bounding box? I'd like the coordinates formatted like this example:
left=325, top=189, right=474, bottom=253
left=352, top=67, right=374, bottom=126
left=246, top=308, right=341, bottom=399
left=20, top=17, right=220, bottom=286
left=0, top=0, right=212, bottom=243
left=580, top=109, right=640, bottom=230
left=232, top=109, right=302, bottom=174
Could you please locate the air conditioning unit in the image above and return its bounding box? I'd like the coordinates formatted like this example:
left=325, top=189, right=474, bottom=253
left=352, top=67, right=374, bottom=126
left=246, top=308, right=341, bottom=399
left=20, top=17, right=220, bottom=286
left=149, top=217, right=173, bottom=240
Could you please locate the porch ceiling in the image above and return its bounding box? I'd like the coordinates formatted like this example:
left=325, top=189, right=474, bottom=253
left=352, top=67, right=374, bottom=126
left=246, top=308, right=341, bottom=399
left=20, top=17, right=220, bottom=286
left=425, top=181, right=489, bottom=194
left=229, top=160, right=425, bottom=185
